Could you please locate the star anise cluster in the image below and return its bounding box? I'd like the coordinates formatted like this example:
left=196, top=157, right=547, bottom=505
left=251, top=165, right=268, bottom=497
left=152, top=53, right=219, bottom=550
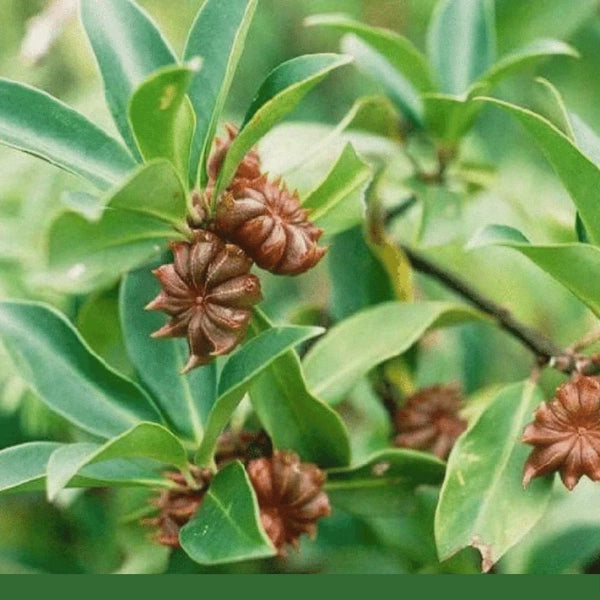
left=148, top=125, right=326, bottom=371
left=393, top=384, right=467, bottom=460
left=522, top=375, right=600, bottom=490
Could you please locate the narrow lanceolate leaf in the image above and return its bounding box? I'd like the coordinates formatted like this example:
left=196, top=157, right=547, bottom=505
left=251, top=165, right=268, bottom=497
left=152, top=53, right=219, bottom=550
left=194, top=325, right=325, bottom=467
left=184, top=0, right=258, bottom=185
left=44, top=161, right=187, bottom=294
left=121, top=269, right=217, bottom=445
left=341, top=35, right=423, bottom=124
left=427, top=0, right=496, bottom=95
left=0, top=301, right=161, bottom=439
left=325, top=449, right=445, bottom=516
left=470, top=224, right=600, bottom=318
left=435, top=381, right=553, bottom=572
left=303, top=301, right=483, bottom=405
left=129, top=64, right=199, bottom=179
left=0, top=79, right=135, bottom=189
left=305, top=14, right=434, bottom=92
left=477, top=39, right=577, bottom=91
left=476, top=98, right=600, bottom=245
left=0, top=442, right=61, bottom=495
left=249, top=310, right=350, bottom=468
left=80, top=0, right=177, bottom=157
left=45, top=423, right=189, bottom=500
left=180, top=462, right=275, bottom=564
left=215, top=53, right=353, bottom=195
left=302, top=143, right=371, bottom=237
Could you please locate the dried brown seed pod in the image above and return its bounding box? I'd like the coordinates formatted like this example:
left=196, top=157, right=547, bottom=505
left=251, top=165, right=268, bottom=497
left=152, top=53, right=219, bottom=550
left=522, top=375, right=600, bottom=490
left=213, top=176, right=327, bottom=275
left=246, top=450, right=331, bottom=555
left=207, top=123, right=262, bottom=183
left=146, top=230, right=262, bottom=373
left=143, top=467, right=212, bottom=548
left=393, top=384, right=467, bottom=460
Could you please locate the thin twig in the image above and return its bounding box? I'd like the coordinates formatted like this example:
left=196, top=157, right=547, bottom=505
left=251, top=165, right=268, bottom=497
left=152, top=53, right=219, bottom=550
left=400, top=244, right=600, bottom=375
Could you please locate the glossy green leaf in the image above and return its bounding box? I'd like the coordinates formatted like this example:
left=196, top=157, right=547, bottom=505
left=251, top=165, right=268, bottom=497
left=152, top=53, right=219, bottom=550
left=44, top=161, right=186, bottom=294
left=427, top=0, right=496, bottom=95
left=0, top=79, right=135, bottom=190
left=0, top=442, right=61, bottom=494
left=423, top=93, right=483, bottom=143
left=476, top=97, right=600, bottom=244
left=45, top=423, right=189, bottom=500
left=477, top=39, right=577, bottom=90
left=80, top=0, right=177, bottom=157
left=529, top=78, right=574, bottom=138
left=248, top=310, right=350, bottom=468
left=325, top=449, right=445, bottom=516
left=0, top=301, right=161, bottom=439
left=435, top=381, right=553, bottom=572
left=184, top=0, right=258, bottom=185
left=194, top=324, right=324, bottom=466
left=304, top=301, right=483, bottom=405
left=215, top=53, right=353, bottom=195
left=129, top=64, right=199, bottom=178
left=180, top=461, right=275, bottom=564
left=61, top=191, right=103, bottom=221
left=120, top=268, right=217, bottom=445
left=570, top=112, right=600, bottom=168
left=305, top=14, right=434, bottom=92
left=302, top=143, right=371, bottom=237
left=341, top=35, right=423, bottom=124
left=470, top=224, right=600, bottom=317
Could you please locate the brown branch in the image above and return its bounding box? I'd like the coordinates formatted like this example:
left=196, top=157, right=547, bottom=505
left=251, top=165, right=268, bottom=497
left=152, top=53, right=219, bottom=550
left=400, top=244, right=600, bottom=376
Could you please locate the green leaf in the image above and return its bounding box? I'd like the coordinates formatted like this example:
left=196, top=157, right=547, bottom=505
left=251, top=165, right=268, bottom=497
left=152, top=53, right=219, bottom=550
left=0, top=301, right=161, bottom=439
left=180, top=461, right=275, bottom=564
left=0, top=79, right=135, bottom=190
left=423, top=93, right=483, bottom=143
left=184, top=0, right=258, bottom=185
left=529, top=78, right=575, bottom=138
left=248, top=310, right=350, bottom=468
left=477, top=39, right=577, bottom=90
left=194, top=324, right=324, bottom=466
left=305, top=14, right=434, bottom=92
left=215, top=53, right=353, bottom=195
left=80, top=0, right=177, bottom=157
left=341, top=35, right=423, bottom=124
left=325, top=449, right=445, bottom=516
left=302, top=143, right=371, bottom=237
left=427, top=0, right=496, bottom=95
left=45, top=423, right=189, bottom=500
left=476, top=97, right=600, bottom=245
left=470, top=224, right=600, bottom=318
left=303, top=301, right=483, bottom=405
left=120, top=268, right=217, bottom=445
left=435, top=381, right=553, bottom=572
left=129, top=64, right=199, bottom=179
left=0, top=442, right=61, bottom=494
left=44, top=161, right=186, bottom=294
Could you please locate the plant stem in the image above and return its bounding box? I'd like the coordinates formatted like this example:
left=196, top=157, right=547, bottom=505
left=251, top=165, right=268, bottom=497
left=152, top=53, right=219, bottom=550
left=400, top=244, right=600, bottom=375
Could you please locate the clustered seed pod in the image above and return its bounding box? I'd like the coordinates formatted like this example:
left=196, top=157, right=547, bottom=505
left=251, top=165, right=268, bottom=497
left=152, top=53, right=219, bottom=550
left=144, top=467, right=211, bottom=548
left=522, top=375, right=600, bottom=490
left=393, top=384, right=467, bottom=460
left=246, top=450, right=331, bottom=555
left=214, top=176, right=326, bottom=275
left=146, top=230, right=262, bottom=373
left=207, top=123, right=262, bottom=184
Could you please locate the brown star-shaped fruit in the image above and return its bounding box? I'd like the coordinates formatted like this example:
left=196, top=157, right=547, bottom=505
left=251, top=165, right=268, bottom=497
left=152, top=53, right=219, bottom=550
left=522, top=375, right=600, bottom=490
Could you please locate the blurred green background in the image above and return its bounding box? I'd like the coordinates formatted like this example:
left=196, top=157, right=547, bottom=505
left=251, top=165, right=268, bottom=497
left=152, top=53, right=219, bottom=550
left=1, top=0, right=600, bottom=573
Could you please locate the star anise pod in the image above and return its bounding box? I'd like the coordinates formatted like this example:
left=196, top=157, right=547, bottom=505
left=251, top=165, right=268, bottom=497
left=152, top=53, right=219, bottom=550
left=246, top=450, right=331, bottom=555
left=393, top=384, right=467, bottom=460
left=213, top=176, right=327, bottom=275
left=207, top=123, right=262, bottom=183
left=143, top=467, right=212, bottom=548
left=522, top=375, right=600, bottom=490
left=146, top=230, right=262, bottom=373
